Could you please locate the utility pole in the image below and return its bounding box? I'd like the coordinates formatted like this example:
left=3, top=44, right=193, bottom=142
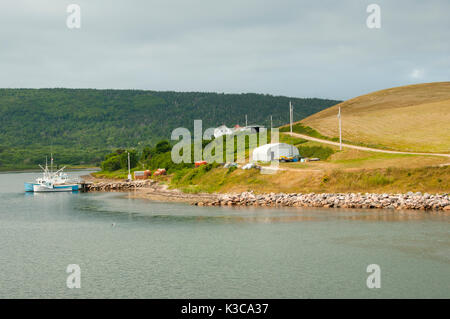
left=245, top=114, right=248, bottom=127
left=289, top=101, right=293, bottom=133
left=338, top=107, right=342, bottom=151
left=127, top=151, right=132, bottom=181
left=270, top=115, right=273, bottom=129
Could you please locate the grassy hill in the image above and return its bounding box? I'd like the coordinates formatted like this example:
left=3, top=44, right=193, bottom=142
left=300, top=82, right=450, bottom=153
left=0, top=88, right=339, bottom=169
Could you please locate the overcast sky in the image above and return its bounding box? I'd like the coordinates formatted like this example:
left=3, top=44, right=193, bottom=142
left=0, top=0, right=449, bottom=100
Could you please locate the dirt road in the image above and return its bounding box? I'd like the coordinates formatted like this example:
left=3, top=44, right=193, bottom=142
left=286, top=132, right=450, bottom=158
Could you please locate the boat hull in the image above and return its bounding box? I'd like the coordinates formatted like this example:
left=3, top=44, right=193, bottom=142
left=25, top=183, right=79, bottom=192
left=24, top=183, right=37, bottom=192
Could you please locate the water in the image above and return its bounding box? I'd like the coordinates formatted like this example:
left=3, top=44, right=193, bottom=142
left=0, top=171, right=449, bottom=298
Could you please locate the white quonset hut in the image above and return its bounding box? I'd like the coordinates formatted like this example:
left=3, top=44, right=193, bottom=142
left=252, top=143, right=299, bottom=162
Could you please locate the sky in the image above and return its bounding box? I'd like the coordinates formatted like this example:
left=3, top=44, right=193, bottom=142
left=0, top=0, right=449, bottom=100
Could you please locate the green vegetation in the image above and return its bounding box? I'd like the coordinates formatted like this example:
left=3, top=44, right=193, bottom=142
left=94, top=131, right=448, bottom=194
left=169, top=165, right=450, bottom=194
left=96, top=129, right=270, bottom=176
left=280, top=123, right=404, bottom=150
left=278, top=134, right=334, bottom=160
left=297, top=145, right=334, bottom=160
left=279, top=123, right=329, bottom=140
left=100, top=149, right=138, bottom=172
left=0, top=88, right=339, bottom=169
left=278, top=134, right=308, bottom=145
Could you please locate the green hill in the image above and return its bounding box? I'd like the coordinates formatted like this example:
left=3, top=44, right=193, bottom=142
left=0, top=88, right=339, bottom=169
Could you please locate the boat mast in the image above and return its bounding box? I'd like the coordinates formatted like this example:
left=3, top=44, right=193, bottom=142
left=45, top=156, right=48, bottom=179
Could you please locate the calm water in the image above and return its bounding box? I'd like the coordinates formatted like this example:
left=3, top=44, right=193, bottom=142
left=0, top=171, right=449, bottom=298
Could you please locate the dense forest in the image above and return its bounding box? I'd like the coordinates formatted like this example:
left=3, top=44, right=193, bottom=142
left=0, top=88, right=339, bottom=169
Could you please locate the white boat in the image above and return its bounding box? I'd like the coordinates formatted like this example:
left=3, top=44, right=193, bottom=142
left=25, top=156, right=80, bottom=193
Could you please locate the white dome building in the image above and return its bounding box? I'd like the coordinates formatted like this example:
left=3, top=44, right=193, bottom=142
left=252, top=143, right=299, bottom=162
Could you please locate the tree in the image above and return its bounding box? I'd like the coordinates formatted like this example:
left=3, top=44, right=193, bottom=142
left=141, top=146, right=152, bottom=161
left=155, top=140, right=171, bottom=154
left=101, top=155, right=121, bottom=172
left=119, top=150, right=138, bottom=169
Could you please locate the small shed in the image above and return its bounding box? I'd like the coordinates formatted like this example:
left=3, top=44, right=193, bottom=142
left=252, top=143, right=299, bottom=162
left=134, top=170, right=152, bottom=180
left=134, top=171, right=145, bottom=180
left=247, top=125, right=265, bottom=134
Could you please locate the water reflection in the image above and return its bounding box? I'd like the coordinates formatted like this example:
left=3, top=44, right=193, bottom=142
left=71, top=192, right=450, bottom=225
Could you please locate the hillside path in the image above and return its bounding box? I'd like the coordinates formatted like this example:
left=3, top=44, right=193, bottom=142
left=285, top=132, right=450, bottom=158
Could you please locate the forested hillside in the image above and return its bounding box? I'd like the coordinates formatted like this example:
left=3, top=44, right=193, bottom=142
left=0, top=88, right=339, bottom=169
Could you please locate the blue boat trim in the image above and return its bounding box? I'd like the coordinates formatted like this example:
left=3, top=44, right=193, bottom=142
left=24, top=183, right=38, bottom=192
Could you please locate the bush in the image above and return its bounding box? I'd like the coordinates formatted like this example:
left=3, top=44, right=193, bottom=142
left=227, top=166, right=237, bottom=174
left=297, top=145, right=334, bottom=160
left=119, top=150, right=138, bottom=169
left=101, top=155, right=121, bottom=172
left=155, top=140, right=171, bottom=154
left=141, top=146, right=152, bottom=161
left=146, top=151, right=194, bottom=173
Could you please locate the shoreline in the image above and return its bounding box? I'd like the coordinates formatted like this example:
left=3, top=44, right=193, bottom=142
left=82, top=175, right=449, bottom=211
left=81, top=174, right=219, bottom=204
left=195, top=191, right=450, bottom=211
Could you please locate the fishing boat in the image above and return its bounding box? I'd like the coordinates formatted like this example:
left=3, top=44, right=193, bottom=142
left=24, top=156, right=80, bottom=192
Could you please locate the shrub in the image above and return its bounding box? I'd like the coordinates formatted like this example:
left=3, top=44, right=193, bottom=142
left=146, top=151, right=194, bottom=173
left=227, top=166, right=237, bottom=174
left=119, top=150, right=138, bottom=169
left=101, top=155, right=121, bottom=172
left=297, top=145, right=334, bottom=160
left=155, top=140, right=172, bottom=154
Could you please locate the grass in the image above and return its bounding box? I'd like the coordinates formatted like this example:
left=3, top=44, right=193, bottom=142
left=169, top=165, right=450, bottom=194
left=297, top=145, right=335, bottom=160
left=300, top=82, right=450, bottom=153
left=92, top=119, right=449, bottom=195
left=92, top=169, right=130, bottom=179
left=279, top=123, right=390, bottom=150
left=168, top=132, right=449, bottom=194
left=278, top=134, right=308, bottom=146
left=279, top=123, right=329, bottom=140
left=280, top=146, right=448, bottom=171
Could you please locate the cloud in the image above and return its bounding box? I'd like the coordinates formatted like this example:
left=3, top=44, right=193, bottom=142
left=0, top=0, right=449, bottom=100
left=410, top=69, right=424, bottom=79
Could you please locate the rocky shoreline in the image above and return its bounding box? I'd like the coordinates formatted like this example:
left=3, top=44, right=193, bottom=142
left=81, top=176, right=449, bottom=211
left=194, top=191, right=450, bottom=211
left=81, top=177, right=218, bottom=204
left=83, top=180, right=156, bottom=192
